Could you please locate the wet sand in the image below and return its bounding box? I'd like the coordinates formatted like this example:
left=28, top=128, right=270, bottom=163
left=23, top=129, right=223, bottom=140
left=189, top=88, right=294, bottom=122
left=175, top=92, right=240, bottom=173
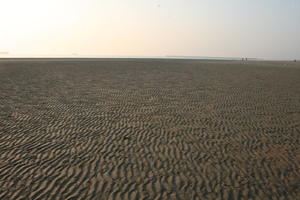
left=0, top=59, right=299, bottom=199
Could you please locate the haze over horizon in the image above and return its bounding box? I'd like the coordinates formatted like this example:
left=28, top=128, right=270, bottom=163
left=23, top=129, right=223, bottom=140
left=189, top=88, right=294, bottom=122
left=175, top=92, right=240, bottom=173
left=1, top=0, right=299, bottom=60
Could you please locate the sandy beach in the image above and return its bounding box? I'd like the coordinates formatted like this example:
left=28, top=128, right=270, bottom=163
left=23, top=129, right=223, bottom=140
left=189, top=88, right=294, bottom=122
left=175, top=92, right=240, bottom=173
left=0, top=59, right=299, bottom=199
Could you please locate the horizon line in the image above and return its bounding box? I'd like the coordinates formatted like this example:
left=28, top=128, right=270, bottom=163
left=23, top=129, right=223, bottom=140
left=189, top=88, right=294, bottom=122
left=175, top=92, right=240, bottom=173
left=0, top=55, right=299, bottom=61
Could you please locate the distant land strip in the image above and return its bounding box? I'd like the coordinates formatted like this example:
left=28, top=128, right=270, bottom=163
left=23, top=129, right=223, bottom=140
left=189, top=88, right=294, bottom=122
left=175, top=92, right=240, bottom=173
left=165, top=55, right=260, bottom=61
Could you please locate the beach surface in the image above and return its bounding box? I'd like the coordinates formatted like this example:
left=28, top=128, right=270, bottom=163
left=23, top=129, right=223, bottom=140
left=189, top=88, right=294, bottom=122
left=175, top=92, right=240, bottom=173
left=0, top=59, right=299, bottom=199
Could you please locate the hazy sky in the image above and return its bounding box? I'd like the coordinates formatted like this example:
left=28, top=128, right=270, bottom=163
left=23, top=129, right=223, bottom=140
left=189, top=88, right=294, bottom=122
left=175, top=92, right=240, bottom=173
left=1, top=0, right=299, bottom=59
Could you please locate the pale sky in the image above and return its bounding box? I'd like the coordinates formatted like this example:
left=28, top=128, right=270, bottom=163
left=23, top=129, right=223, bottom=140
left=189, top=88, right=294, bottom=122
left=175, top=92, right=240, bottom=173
left=0, top=0, right=299, bottom=59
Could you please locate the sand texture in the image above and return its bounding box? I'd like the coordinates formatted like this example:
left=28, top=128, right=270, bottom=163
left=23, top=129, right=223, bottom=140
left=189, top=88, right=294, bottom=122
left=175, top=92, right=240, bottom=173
left=0, top=59, right=299, bottom=199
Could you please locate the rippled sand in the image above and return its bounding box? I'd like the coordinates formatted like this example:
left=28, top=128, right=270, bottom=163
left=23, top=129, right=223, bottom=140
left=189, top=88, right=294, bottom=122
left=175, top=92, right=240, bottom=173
left=0, top=59, right=299, bottom=199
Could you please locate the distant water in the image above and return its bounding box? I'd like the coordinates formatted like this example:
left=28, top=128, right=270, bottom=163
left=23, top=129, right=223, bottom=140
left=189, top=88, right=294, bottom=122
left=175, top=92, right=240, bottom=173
left=164, top=56, right=259, bottom=61
left=0, top=54, right=260, bottom=61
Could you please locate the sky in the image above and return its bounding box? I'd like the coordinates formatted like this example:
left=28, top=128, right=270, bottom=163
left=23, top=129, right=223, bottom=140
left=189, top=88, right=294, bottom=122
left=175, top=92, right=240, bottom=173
left=0, top=0, right=299, bottom=60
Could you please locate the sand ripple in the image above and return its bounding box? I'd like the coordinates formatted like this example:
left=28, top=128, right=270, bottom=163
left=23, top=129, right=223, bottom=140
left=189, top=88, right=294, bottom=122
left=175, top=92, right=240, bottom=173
left=0, top=59, right=299, bottom=199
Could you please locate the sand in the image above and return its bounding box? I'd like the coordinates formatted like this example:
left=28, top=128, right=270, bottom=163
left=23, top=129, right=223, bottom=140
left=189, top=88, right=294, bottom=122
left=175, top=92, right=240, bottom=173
left=0, top=59, right=299, bottom=199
